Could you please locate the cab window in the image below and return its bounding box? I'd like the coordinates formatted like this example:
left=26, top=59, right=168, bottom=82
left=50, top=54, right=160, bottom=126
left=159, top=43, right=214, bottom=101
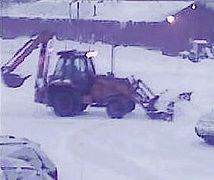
left=54, top=57, right=65, bottom=77
left=73, top=57, right=86, bottom=72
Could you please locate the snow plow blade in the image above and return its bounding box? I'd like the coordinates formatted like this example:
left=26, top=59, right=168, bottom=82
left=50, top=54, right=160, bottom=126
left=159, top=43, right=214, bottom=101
left=130, top=76, right=191, bottom=121
left=1, top=71, right=31, bottom=88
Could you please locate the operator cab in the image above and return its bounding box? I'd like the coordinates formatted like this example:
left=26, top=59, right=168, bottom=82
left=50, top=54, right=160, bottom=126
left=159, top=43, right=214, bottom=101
left=50, top=50, right=97, bottom=93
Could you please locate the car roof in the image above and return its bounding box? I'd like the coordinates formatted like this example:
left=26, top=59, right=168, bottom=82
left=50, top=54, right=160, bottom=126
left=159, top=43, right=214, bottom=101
left=0, top=157, right=35, bottom=169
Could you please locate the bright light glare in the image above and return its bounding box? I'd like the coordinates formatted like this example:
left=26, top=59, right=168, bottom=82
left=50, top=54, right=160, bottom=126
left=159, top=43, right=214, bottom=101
left=166, top=15, right=175, bottom=24
left=191, top=4, right=196, bottom=10
left=86, top=51, right=98, bottom=58
left=193, top=39, right=208, bottom=44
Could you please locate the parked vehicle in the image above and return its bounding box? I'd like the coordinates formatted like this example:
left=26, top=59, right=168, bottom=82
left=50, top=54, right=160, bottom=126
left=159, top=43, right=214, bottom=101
left=195, top=111, right=214, bottom=145
left=179, top=39, right=214, bottom=62
left=0, top=135, right=58, bottom=180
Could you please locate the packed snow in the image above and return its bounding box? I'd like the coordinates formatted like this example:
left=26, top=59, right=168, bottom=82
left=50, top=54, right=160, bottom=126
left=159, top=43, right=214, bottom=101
left=1, top=37, right=214, bottom=180
left=2, top=0, right=194, bottom=22
left=1, top=1, right=214, bottom=180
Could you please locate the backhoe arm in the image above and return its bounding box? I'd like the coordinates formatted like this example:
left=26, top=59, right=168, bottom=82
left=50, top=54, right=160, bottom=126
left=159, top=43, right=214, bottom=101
left=1, top=32, right=53, bottom=88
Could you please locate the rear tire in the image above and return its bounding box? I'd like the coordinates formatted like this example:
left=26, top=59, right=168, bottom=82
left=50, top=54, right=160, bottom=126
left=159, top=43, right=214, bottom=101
left=106, top=97, right=127, bottom=119
left=126, top=100, right=135, bottom=113
left=52, top=91, right=80, bottom=117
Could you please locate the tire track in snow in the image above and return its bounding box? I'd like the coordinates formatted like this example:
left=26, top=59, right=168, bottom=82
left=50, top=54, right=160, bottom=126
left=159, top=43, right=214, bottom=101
left=67, top=122, right=161, bottom=180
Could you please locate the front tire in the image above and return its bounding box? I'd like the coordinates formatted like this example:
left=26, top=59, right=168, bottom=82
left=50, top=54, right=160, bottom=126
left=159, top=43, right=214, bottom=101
left=106, top=97, right=127, bottom=119
left=126, top=100, right=135, bottom=113
left=188, top=52, right=199, bottom=62
left=52, top=91, right=80, bottom=117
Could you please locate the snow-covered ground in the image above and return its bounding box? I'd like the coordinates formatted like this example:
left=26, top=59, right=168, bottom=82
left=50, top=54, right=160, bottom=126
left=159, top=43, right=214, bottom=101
left=1, top=1, right=214, bottom=179
left=1, top=37, right=214, bottom=180
left=2, top=0, right=193, bottom=22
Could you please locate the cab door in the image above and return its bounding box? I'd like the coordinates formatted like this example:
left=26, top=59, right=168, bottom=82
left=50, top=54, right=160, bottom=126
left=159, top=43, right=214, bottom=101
left=71, top=57, right=93, bottom=94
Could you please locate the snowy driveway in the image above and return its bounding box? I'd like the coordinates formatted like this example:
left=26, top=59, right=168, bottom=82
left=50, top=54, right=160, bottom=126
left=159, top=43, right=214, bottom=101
left=1, top=38, right=214, bottom=180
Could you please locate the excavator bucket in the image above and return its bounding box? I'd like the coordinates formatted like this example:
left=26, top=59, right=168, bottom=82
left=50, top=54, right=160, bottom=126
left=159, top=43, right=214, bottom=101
left=1, top=31, right=52, bottom=88
left=1, top=71, right=31, bottom=88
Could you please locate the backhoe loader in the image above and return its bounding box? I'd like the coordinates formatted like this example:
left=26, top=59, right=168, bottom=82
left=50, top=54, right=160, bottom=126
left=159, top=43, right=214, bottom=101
left=1, top=32, right=189, bottom=120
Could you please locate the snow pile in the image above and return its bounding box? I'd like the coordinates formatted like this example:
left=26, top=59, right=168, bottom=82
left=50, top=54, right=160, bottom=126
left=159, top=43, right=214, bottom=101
left=2, top=0, right=193, bottom=22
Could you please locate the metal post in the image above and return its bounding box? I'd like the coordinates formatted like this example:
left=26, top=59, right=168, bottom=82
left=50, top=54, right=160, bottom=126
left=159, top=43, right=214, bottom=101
left=111, top=45, right=115, bottom=76
left=69, top=2, right=72, bottom=19
left=93, top=4, right=97, bottom=16
left=77, top=2, right=80, bottom=19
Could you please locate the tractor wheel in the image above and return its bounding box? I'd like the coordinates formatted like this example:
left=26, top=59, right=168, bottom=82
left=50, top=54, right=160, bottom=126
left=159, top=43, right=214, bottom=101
left=188, top=53, right=199, bottom=62
left=106, top=98, right=127, bottom=119
left=126, top=100, right=136, bottom=113
left=52, top=91, right=80, bottom=117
